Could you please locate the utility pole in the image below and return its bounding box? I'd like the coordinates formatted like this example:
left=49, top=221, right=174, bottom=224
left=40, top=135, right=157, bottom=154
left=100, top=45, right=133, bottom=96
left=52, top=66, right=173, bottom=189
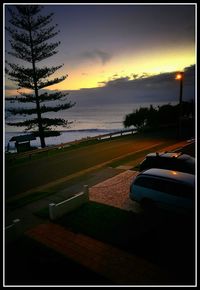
left=175, top=72, right=184, bottom=139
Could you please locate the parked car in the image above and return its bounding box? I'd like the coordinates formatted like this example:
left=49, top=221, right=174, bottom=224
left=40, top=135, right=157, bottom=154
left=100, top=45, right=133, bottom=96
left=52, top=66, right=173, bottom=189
left=139, top=152, right=195, bottom=174
left=129, top=168, right=195, bottom=212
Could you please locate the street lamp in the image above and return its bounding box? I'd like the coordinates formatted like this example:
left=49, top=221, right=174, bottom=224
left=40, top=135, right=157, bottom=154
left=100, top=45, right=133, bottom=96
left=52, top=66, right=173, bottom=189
left=175, top=71, right=184, bottom=139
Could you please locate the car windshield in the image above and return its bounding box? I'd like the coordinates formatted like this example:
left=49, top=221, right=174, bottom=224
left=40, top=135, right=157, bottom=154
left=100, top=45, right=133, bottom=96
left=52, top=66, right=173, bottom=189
left=178, top=155, right=195, bottom=167
left=178, top=154, right=195, bottom=161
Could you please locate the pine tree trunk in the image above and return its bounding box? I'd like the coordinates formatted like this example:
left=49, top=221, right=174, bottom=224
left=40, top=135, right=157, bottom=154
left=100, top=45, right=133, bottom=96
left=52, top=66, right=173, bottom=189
left=28, top=15, right=46, bottom=148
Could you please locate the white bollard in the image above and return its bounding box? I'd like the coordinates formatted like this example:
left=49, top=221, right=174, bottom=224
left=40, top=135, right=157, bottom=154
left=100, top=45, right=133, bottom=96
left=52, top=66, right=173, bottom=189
left=13, top=218, right=21, bottom=238
left=49, top=203, right=56, bottom=220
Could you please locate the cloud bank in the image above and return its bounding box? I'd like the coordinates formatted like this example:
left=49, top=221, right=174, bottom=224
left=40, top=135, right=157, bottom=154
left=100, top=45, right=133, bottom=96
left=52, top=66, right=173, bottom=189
left=66, top=65, right=195, bottom=107
left=5, top=65, right=195, bottom=111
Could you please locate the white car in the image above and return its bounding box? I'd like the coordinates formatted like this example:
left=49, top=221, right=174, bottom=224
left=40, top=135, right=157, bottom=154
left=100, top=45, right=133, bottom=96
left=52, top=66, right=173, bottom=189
left=129, top=168, right=195, bottom=212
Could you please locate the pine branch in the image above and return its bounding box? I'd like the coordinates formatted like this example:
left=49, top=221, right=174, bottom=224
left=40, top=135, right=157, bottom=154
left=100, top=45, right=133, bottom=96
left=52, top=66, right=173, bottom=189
left=5, top=91, right=70, bottom=104
left=38, top=91, right=69, bottom=102
left=6, top=107, right=38, bottom=116
left=6, top=63, right=34, bottom=79
left=7, top=101, right=74, bottom=115
left=9, top=40, right=31, bottom=56
left=7, top=118, right=39, bottom=130
left=34, top=42, right=60, bottom=62
left=35, top=50, right=59, bottom=62
left=7, top=51, right=33, bottom=63
left=6, top=62, right=64, bottom=83
left=17, top=81, right=35, bottom=90
left=6, top=27, right=31, bottom=47
left=32, top=130, right=61, bottom=137
left=39, top=102, right=75, bottom=113
left=35, top=65, right=63, bottom=80
left=7, top=117, right=70, bottom=129
left=38, top=76, right=67, bottom=89
left=6, top=96, right=36, bottom=103
left=40, top=117, right=69, bottom=127
left=16, top=5, right=41, bottom=17
left=32, top=26, right=59, bottom=46
left=31, top=13, right=54, bottom=31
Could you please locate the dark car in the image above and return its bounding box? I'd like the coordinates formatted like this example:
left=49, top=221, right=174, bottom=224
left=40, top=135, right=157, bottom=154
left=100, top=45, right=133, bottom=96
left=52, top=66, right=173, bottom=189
left=139, top=152, right=195, bottom=174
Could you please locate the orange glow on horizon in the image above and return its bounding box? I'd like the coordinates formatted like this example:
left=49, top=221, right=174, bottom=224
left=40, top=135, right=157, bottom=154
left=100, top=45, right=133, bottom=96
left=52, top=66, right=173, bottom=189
left=5, top=48, right=194, bottom=94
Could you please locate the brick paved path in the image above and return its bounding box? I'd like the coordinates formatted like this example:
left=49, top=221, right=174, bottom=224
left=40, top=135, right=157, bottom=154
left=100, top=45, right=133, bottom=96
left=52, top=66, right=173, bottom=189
left=89, top=170, right=141, bottom=212
left=26, top=223, right=169, bottom=285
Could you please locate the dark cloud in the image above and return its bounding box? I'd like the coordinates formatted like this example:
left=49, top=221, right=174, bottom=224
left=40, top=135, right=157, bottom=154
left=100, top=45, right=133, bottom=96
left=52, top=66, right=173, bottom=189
left=66, top=65, right=195, bottom=107
left=6, top=66, right=195, bottom=111
left=80, top=49, right=112, bottom=64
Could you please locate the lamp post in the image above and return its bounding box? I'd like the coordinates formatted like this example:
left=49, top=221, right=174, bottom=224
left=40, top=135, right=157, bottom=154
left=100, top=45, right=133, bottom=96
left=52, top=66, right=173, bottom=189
left=175, top=72, right=184, bottom=139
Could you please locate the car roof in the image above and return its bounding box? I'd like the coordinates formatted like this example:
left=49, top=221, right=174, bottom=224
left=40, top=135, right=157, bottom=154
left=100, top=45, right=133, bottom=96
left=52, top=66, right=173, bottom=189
left=138, top=168, right=195, bottom=186
left=146, top=152, right=182, bottom=158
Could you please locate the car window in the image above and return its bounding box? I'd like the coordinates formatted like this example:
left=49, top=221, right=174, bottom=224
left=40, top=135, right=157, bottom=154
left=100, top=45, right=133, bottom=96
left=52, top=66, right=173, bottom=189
left=134, top=176, right=152, bottom=188
left=134, top=176, right=194, bottom=199
left=166, top=181, right=194, bottom=199
left=134, top=176, right=164, bottom=191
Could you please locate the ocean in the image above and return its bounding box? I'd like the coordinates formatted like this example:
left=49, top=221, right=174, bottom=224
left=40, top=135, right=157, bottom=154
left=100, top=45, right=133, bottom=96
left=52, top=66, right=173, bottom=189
left=4, top=101, right=170, bottom=152
left=5, top=103, right=136, bottom=152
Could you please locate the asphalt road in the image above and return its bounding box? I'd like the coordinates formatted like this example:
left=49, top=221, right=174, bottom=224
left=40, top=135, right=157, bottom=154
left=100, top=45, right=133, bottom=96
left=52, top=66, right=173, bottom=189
left=5, top=135, right=193, bottom=197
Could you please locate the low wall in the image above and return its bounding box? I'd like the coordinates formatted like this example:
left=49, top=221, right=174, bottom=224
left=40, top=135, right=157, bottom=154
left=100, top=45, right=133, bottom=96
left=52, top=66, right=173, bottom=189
left=49, top=185, right=89, bottom=220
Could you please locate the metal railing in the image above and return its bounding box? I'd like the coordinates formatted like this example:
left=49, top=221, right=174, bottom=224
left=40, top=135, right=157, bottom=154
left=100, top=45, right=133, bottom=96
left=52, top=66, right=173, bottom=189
left=6, top=128, right=137, bottom=160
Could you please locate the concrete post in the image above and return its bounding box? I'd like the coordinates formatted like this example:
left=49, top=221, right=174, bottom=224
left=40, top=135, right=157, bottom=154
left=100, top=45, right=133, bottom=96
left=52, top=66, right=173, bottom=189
left=13, top=219, right=21, bottom=239
left=5, top=219, right=21, bottom=243
left=49, top=203, right=56, bottom=220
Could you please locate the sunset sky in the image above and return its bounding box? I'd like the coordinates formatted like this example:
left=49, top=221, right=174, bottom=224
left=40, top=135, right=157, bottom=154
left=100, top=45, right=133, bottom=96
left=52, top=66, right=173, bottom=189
left=5, top=4, right=196, bottom=96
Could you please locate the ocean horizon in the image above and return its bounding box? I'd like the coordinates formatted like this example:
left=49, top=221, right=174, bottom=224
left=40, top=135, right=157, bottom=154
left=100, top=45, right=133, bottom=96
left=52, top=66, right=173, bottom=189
left=4, top=101, right=174, bottom=152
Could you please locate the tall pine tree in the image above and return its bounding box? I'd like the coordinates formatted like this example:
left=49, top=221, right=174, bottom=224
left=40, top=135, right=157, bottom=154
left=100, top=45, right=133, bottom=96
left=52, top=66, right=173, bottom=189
left=6, top=5, right=75, bottom=148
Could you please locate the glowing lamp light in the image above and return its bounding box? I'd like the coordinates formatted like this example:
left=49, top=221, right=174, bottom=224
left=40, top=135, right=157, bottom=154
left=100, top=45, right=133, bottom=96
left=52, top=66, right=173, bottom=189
left=175, top=73, right=183, bottom=80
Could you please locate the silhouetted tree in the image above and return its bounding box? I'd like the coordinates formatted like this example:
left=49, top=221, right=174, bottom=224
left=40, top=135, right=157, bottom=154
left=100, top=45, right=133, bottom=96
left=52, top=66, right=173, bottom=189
left=123, top=107, right=149, bottom=129
left=6, top=5, right=75, bottom=148
left=157, top=104, right=178, bottom=125
left=146, top=104, right=157, bottom=127
left=124, top=101, right=194, bottom=131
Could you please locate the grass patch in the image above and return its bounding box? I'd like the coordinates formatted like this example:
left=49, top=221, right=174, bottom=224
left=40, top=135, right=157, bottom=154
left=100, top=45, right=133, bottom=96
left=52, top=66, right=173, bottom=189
left=56, top=201, right=142, bottom=251
left=34, top=200, right=195, bottom=284
left=53, top=201, right=195, bottom=278
left=6, top=191, right=56, bottom=210
left=35, top=201, right=140, bottom=249
left=5, top=128, right=178, bottom=166
left=5, top=137, right=110, bottom=166
left=108, top=140, right=175, bottom=168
